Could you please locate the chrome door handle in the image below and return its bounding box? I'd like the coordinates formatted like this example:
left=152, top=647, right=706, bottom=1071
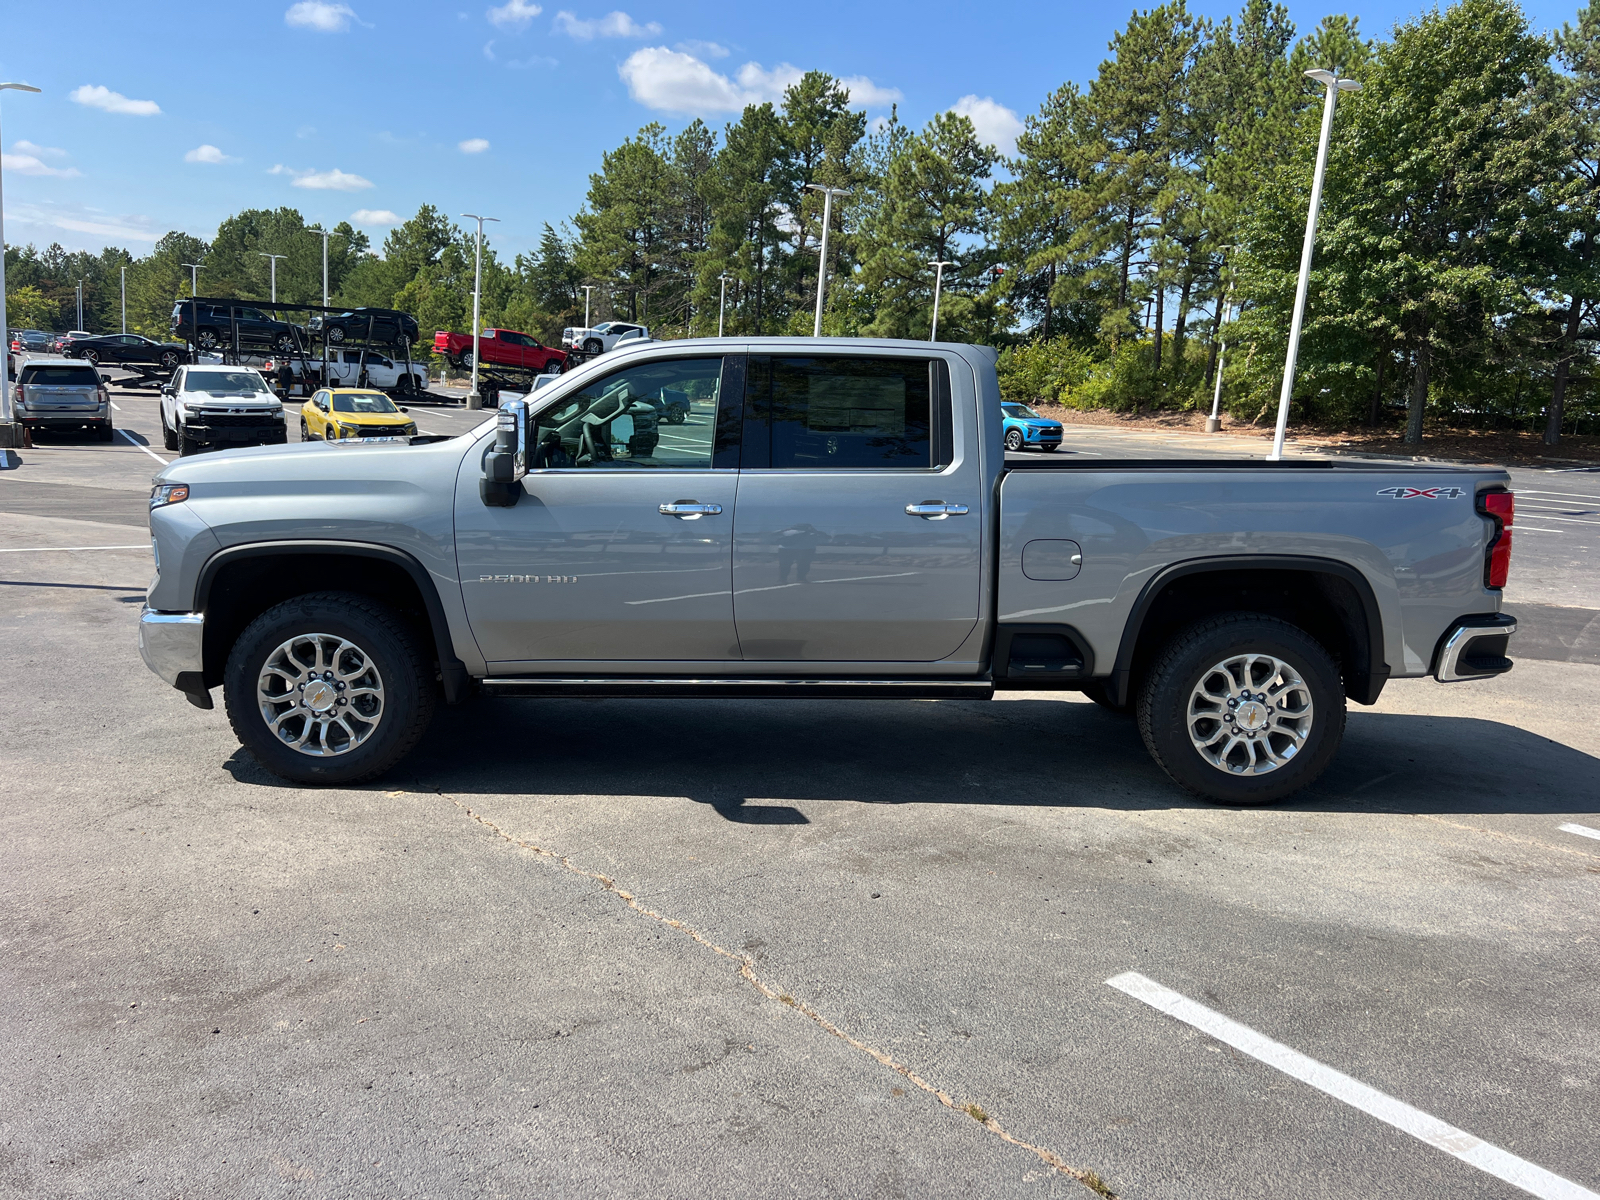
left=659, top=500, right=723, bottom=519
left=905, top=501, right=970, bottom=520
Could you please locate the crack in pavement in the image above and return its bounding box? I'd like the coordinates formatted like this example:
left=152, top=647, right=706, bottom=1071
left=426, top=789, right=1116, bottom=1197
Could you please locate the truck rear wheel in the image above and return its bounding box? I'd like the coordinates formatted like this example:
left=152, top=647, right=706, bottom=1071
left=224, top=592, right=436, bottom=785
left=1137, top=614, right=1345, bottom=806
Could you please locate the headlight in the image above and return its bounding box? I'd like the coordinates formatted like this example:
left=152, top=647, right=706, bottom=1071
left=150, top=483, right=189, bottom=510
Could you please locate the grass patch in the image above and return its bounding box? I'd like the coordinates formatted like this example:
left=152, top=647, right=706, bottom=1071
left=964, top=1103, right=989, bottom=1123
left=779, top=994, right=797, bottom=1007
left=1081, top=1169, right=1115, bottom=1197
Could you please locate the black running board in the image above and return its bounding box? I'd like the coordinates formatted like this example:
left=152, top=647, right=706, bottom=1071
left=479, top=677, right=995, bottom=700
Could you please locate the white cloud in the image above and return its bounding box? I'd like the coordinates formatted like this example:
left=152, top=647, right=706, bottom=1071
left=618, top=48, right=896, bottom=116
left=69, top=85, right=160, bottom=117
left=1, top=153, right=81, bottom=178
left=951, top=95, right=1024, bottom=158
left=483, top=39, right=496, bottom=59
left=839, top=75, right=902, bottom=108
left=269, top=163, right=372, bottom=190
left=291, top=168, right=373, bottom=190
left=458, top=137, right=491, bottom=153
left=618, top=47, right=801, bottom=115
left=553, top=10, right=662, bottom=39
left=487, top=0, right=541, bottom=29
left=184, top=144, right=237, bottom=164
left=285, top=2, right=358, bottom=31
left=351, top=209, right=402, bottom=225
left=8, top=203, right=160, bottom=244
left=674, top=39, right=727, bottom=58
left=14, top=140, right=67, bottom=158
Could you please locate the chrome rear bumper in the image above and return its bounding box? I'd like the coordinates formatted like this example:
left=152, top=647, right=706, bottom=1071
left=1434, top=613, right=1517, bottom=682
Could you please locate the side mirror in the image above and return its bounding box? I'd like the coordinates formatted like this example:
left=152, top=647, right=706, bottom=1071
left=161, top=384, right=175, bottom=396
left=398, top=405, right=409, bottom=412
left=480, top=398, right=527, bottom=507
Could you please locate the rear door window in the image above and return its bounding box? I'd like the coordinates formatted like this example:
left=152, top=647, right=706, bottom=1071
left=747, top=355, right=950, bottom=470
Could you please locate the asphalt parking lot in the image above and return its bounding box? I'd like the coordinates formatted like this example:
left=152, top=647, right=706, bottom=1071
left=2, top=376, right=1598, bottom=1198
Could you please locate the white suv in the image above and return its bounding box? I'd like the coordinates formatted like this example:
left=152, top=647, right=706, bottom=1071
left=160, top=365, right=287, bottom=456
left=560, top=321, right=650, bottom=355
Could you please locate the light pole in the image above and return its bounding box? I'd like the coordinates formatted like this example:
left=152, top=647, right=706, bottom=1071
left=717, top=273, right=730, bottom=337
left=804, top=183, right=850, bottom=337
left=76, top=280, right=84, bottom=331
left=0, top=81, right=42, bottom=423
left=308, top=226, right=338, bottom=307
left=1269, top=68, right=1361, bottom=461
left=120, top=265, right=127, bottom=334
left=182, top=263, right=202, bottom=296
left=461, top=212, right=499, bottom=410
left=1206, top=245, right=1237, bottom=434
left=581, top=284, right=595, bottom=329
left=258, top=253, right=287, bottom=303
left=927, top=260, right=954, bottom=342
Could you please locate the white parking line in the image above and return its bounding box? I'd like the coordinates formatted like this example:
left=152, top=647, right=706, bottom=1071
left=116, top=428, right=170, bottom=465
left=1107, top=972, right=1598, bottom=1200
left=1558, top=822, right=1600, bottom=842
left=0, top=544, right=149, bottom=553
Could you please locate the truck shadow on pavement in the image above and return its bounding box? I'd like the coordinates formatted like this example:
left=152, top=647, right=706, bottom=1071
left=231, top=696, right=1600, bottom=822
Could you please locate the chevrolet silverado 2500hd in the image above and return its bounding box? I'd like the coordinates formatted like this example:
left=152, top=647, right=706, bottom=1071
left=138, top=338, right=1518, bottom=804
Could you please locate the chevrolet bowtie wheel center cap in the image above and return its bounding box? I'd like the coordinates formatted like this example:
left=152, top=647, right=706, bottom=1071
left=1235, top=700, right=1269, bottom=731
left=303, top=680, right=337, bottom=713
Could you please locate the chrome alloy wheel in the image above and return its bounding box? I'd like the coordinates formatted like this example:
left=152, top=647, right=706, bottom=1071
left=257, top=632, right=385, bottom=757
left=1187, top=652, right=1313, bottom=775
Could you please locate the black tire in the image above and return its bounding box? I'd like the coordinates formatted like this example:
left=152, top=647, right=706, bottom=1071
left=224, top=592, right=436, bottom=785
left=1137, top=614, right=1346, bottom=806
left=162, top=410, right=179, bottom=451
left=1081, top=680, right=1133, bottom=716
left=543, top=359, right=563, bottom=375
left=1004, top=429, right=1024, bottom=451
left=328, top=326, right=346, bottom=345
left=301, top=418, right=312, bottom=440
left=98, top=421, right=114, bottom=443
left=274, top=334, right=294, bottom=353
left=459, top=349, right=474, bottom=371
left=667, top=408, right=686, bottom=425
left=159, top=350, right=182, bottom=371
left=584, top=338, right=603, bottom=355
left=179, top=432, right=202, bottom=456
left=1041, top=444, right=1059, bottom=453
left=83, top=349, right=100, bottom=366
left=395, top=372, right=415, bottom=396
left=196, top=329, right=219, bottom=351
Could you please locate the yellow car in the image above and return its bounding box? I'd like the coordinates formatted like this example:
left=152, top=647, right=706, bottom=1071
left=300, top=388, right=417, bottom=441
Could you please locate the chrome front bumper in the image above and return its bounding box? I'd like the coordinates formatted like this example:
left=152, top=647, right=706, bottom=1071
left=138, top=606, right=204, bottom=687
left=1435, top=613, right=1517, bottom=682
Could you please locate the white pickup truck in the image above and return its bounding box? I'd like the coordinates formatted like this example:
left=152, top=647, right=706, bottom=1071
left=261, top=351, right=428, bottom=397
left=561, top=321, right=650, bottom=355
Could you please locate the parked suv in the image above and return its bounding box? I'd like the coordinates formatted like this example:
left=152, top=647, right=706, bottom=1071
left=310, top=308, right=419, bottom=349
left=159, top=364, right=287, bottom=455
left=13, top=357, right=112, bottom=440
left=170, top=301, right=301, bottom=354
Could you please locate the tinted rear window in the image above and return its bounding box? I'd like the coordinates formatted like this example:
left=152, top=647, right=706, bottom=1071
left=753, top=356, right=933, bottom=469
left=21, top=365, right=100, bottom=387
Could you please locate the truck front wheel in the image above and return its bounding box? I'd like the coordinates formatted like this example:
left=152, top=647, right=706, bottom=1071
left=1137, top=614, right=1345, bottom=806
left=223, top=591, right=437, bottom=785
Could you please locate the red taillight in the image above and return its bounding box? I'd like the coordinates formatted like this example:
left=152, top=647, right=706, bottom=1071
left=1481, top=491, right=1513, bottom=588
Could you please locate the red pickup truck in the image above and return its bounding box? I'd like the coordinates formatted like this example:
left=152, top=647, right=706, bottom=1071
left=433, top=328, right=566, bottom=374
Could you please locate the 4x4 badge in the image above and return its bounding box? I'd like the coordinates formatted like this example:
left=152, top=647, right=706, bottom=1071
left=1376, top=486, right=1465, bottom=499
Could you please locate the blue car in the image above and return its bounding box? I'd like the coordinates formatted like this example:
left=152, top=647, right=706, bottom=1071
left=1001, top=402, right=1063, bottom=452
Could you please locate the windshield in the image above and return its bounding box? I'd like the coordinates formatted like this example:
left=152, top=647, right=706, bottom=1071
left=591, top=322, right=613, bottom=333
left=1002, top=403, right=1043, bottom=419
left=332, top=391, right=398, bottom=414
left=186, top=370, right=271, bottom=396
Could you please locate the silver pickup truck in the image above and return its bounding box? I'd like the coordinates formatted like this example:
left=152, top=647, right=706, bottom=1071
left=138, top=338, right=1518, bottom=805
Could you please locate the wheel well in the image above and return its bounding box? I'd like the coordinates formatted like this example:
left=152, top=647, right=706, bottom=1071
left=198, top=550, right=458, bottom=699
left=1116, top=566, right=1383, bottom=706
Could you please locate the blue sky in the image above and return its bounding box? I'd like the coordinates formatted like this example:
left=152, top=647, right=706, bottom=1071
left=0, top=0, right=1585, bottom=261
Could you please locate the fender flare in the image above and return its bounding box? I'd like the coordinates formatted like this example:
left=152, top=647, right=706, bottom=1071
left=196, top=540, right=469, bottom=703
left=1107, top=554, right=1390, bottom=708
